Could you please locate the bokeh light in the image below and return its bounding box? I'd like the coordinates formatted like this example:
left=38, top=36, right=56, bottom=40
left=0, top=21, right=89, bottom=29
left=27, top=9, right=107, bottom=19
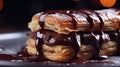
left=0, top=0, right=3, bottom=11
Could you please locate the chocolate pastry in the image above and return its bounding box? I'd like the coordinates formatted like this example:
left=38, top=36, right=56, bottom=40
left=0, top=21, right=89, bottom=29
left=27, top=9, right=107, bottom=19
left=26, top=8, right=120, bottom=62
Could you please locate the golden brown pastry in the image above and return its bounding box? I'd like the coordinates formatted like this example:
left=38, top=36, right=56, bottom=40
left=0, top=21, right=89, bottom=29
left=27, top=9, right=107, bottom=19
left=42, top=44, right=76, bottom=62
left=77, top=45, right=96, bottom=59
left=28, top=8, right=120, bottom=34
left=26, top=8, right=120, bottom=62
left=26, top=38, right=36, bottom=55
left=99, top=41, right=118, bottom=56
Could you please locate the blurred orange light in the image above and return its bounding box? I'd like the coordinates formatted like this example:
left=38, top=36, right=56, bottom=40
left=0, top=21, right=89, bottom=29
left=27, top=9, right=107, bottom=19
left=100, top=0, right=116, bottom=7
left=0, top=0, right=3, bottom=11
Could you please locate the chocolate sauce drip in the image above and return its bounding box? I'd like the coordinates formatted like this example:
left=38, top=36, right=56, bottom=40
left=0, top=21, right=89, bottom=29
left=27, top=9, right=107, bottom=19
left=95, top=12, right=104, bottom=52
left=78, top=9, right=105, bottom=53
left=64, top=10, right=77, bottom=29
left=94, top=11, right=106, bottom=53
left=69, top=32, right=79, bottom=50
left=39, top=12, right=46, bottom=31
left=99, top=32, right=110, bottom=51
left=98, top=32, right=104, bottom=49
left=36, top=31, right=45, bottom=57
left=94, top=12, right=104, bottom=30
left=80, top=32, right=99, bottom=51
left=36, top=12, right=47, bottom=56
left=79, top=9, right=94, bottom=30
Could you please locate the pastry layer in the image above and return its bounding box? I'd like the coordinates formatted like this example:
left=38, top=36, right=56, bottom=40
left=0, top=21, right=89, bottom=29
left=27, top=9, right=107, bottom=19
left=28, top=9, right=120, bottom=34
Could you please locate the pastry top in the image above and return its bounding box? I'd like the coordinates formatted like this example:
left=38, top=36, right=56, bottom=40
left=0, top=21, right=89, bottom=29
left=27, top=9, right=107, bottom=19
left=28, top=8, right=120, bottom=34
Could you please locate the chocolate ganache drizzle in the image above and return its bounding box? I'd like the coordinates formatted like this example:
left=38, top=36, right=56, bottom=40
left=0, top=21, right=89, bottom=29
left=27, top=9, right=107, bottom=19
left=36, top=9, right=120, bottom=59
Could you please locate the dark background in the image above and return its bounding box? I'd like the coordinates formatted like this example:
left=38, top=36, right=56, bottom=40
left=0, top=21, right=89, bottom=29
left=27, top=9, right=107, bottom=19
left=0, top=0, right=120, bottom=33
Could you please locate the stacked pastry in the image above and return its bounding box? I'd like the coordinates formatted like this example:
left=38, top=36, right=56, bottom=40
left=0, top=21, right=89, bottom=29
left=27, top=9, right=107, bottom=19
left=26, top=8, right=120, bottom=62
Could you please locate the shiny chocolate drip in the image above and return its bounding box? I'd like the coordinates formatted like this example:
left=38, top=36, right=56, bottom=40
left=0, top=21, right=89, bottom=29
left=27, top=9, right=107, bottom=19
left=36, top=32, right=43, bottom=56
left=94, top=12, right=104, bottom=30
left=64, top=10, right=77, bottom=29
left=94, top=11, right=104, bottom=51
left=79, top=9, right=94, bottom=30
left=93, top=10, right=106, bottom=54
left=99, top=32, right=110, bottom=49
left=69, top=32, right=79, bottom=50
left=36, top=12, right=47, bottom=56
left=80, top=32, right=99, bottom=51
left=79, top=9, right=101, bottom=52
